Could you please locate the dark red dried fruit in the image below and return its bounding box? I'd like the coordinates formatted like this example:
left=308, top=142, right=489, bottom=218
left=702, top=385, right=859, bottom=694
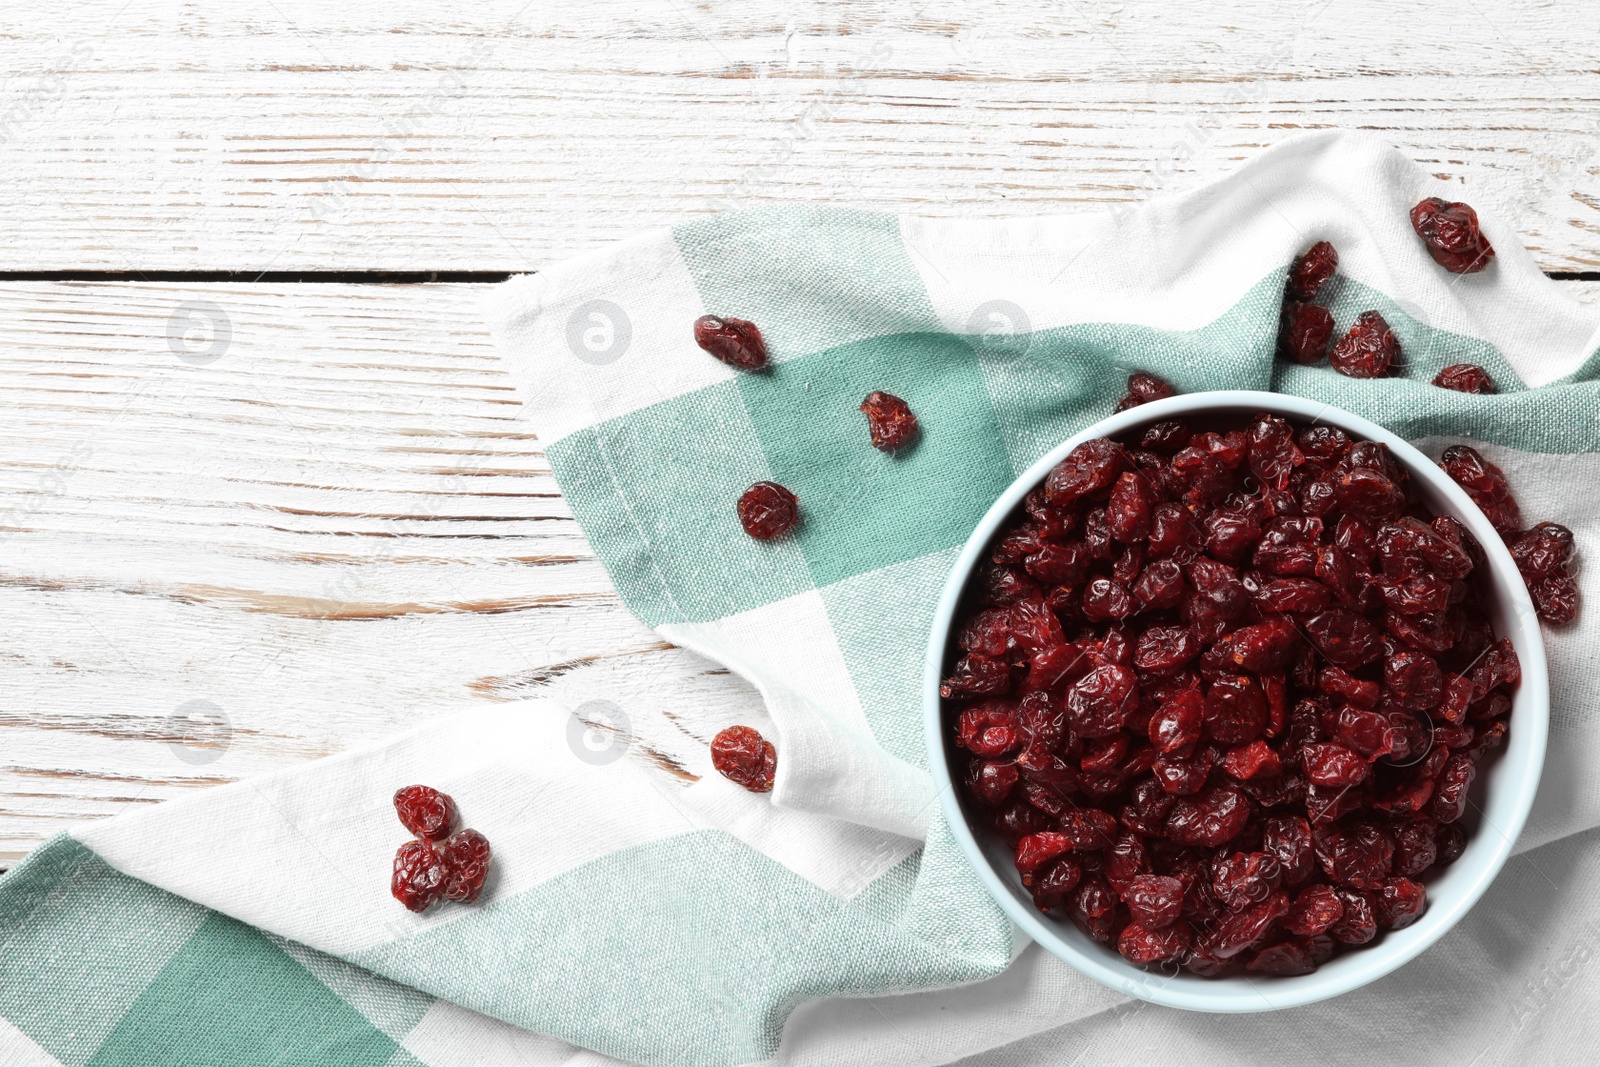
left=1118, top=920, right=1193, bottom=964
left=1284, top=883, right=1345, bottom=936
left=710, top=725, right=777, bottom=792
left=1433, top=363, right=1495, bottom=394
left=1329, top=311, right=1399, bottom=379
left=1439, top=445, right=1521, bottom=535
left=1115, top=371, right=1177, bottom=412
left=693, top=314, right=768, bottom=369
left=860, top=391, right=919, bottom=452
left=951, top=413, right=1523, bottom=978
left=1123, top=873, right=1185, bottom=929
left=1165, top=786, right=1251, bottom=847
left=1511, top=522, right=1580, bottom=625
left=1279, top=303, right=1335, bottom=365
left=440, top=828, right=492, bottom=902
left=1410, top=198, right=1495, bottom=274
left=737, top=481, right=799, bottom=540
left=392, top=839, right=448, bottom=913
left=1047, top=439, right=1126, bottom=507
left=1287, top=241, right=1339, bottom=302
left=394, top=785, right=458, bottom=842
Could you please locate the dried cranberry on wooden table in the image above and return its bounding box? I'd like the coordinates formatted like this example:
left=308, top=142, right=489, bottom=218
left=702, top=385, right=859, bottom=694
left=860, top=391, right=919, bottom=452
left=390, top=786, right=493, bottom=913
left=945, top=411, right=1530, bottom=977
left=738, top=481, right=800, bottom=540
left=694, top=314, right=768, bottom=370
left=711, top=725, right=778, bottom=793
left=1410, top=198, right=1496, bottom=274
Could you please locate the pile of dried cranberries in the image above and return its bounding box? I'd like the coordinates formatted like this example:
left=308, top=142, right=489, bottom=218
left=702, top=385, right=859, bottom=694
left=944, top=410, right=1526, bottom=976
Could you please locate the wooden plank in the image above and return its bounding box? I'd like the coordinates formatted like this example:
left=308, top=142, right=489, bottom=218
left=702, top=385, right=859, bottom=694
left=0, top=277, right=1595, bottom=862
left=0, top=280, right=757, bottom=861
left=1, top=0, right=1599, bottom=272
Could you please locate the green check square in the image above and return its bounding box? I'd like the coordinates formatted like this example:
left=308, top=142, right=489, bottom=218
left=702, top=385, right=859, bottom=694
left=88, top=912, right=396, bottom=1067
left=738, top=332, right=1014, bottom=588
left=548, top=381, right=814, bottom=625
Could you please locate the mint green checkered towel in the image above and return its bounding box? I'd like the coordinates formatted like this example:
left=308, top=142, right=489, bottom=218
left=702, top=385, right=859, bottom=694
left=3, top=131, right=1599, bottom=1067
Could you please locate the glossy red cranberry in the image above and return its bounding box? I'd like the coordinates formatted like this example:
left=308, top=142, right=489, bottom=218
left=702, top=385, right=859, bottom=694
left=860, top=391, right=919, bottom=452
left=1046, top=439, right=1126, bottom=507
left=392, top=839, right=448, bottom=913
left=1410, top=198, right=1495, bottom=274
left=1118, top=920, right=1193, bottom=964
left=1329, top=311, right=1399, bottom=379
left=737, top=481, right=799, bottom=540
left=394, top=785, right=458, bottom=842
left=440, top=829, right=492, bottom=902
left=1287, top=241, right=1339, bottom=301
left=1278, top=302, right=1335, bottom=366
left=711, top=725, right=778, bottom=792
left=1511, top=522, right=1580, bottom=625
left=693, top=314, right=768, bottom=369
left=1432, top=363, right=1495, bottom=394
left=1115, top=371, right=1177, bottom=412
left=1439, top=445, right=1521, bottom=534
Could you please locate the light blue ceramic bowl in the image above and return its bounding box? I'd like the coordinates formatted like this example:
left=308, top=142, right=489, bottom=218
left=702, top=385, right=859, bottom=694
left=924, top=390, right=1548, bottom=1012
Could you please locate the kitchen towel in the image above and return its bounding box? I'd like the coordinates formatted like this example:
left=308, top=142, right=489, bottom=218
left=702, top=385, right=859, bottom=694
left=3, top=130, right=1599, bottom=1067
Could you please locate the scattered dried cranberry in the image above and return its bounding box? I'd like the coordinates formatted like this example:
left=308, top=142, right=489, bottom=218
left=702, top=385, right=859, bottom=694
left=1510, top=522, right=1579, bottom=625
left=392, top=840, right=448, bottom=913
left=1329, top=311, right=1399, bottom=379
left=711, top=725, right=777, bottom=792
left=1287, top=241, right=1340, bottom=302
left=440, top=829, right=492, bottom=902
left=394, top=784, right=458, bottom=842
left=693, top=314, right=768, bottom=370
left=1115, top=372, right=1177, bottom=412
left=1410, top=198, right=1495, bottom=274
left=1438, top=446, right=1521, bottom=535
left=860, top=391, right=919, bottom=452
left=947, top=412, right=1527, bottom=978
left=1432, top=364, right=1495, bottom=394
left=390, top=787, right=492, bottom=913
left=737, top=481, right=800, bottom=540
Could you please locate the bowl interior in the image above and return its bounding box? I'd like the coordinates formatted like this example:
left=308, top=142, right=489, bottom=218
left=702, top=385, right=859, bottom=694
left=925, top=390, right=1548, bottom=1013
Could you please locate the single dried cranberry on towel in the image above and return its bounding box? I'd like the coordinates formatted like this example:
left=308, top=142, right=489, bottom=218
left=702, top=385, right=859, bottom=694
left=1278, top=303, right=1335, bottom=365
left=1433, top=364, right=1495, bottom=394
left=441, top=829, right=493, bottom=902
left=1410, top=198, right=1495, bottom=274
left=860, top=391, right=919, bottom=452
left=693, top=314, right=768, bottom=369
left=1329, top=311, right=1399, bottom=379
left=1114, top=371, right=1176, bottom=412
left=392, top=839, right=448, bottom=913
left=737, top=481, right=800, bottom=540
left=394, top=784, right=458, bottom=842
left=1287, top=241, right=1339, bottom=301
left=1438, top=445, right=1521, bottom=535
left=1511, top=522, right=1580, bottom=625
left=711, top=725, right=778, bottom=792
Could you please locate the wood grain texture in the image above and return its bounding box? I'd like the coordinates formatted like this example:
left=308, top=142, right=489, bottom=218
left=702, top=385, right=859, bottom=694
left=1, top=0, right=1599, bottom=272
left=0, top=281, right=756, bottom=860
left=4, top=0, right=1600, bottom=862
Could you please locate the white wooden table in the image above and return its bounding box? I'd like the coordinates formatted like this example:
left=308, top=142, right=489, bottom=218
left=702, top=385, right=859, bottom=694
left=2, top=0, right=1598, bottom=863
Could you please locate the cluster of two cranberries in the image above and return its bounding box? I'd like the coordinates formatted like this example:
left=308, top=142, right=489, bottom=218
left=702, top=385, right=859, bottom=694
left=693, top=315, right=918, bottom=541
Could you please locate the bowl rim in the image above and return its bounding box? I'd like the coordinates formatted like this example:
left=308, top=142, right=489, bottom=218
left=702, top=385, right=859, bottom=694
left=922, top=389, right=1549, bottom=1013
